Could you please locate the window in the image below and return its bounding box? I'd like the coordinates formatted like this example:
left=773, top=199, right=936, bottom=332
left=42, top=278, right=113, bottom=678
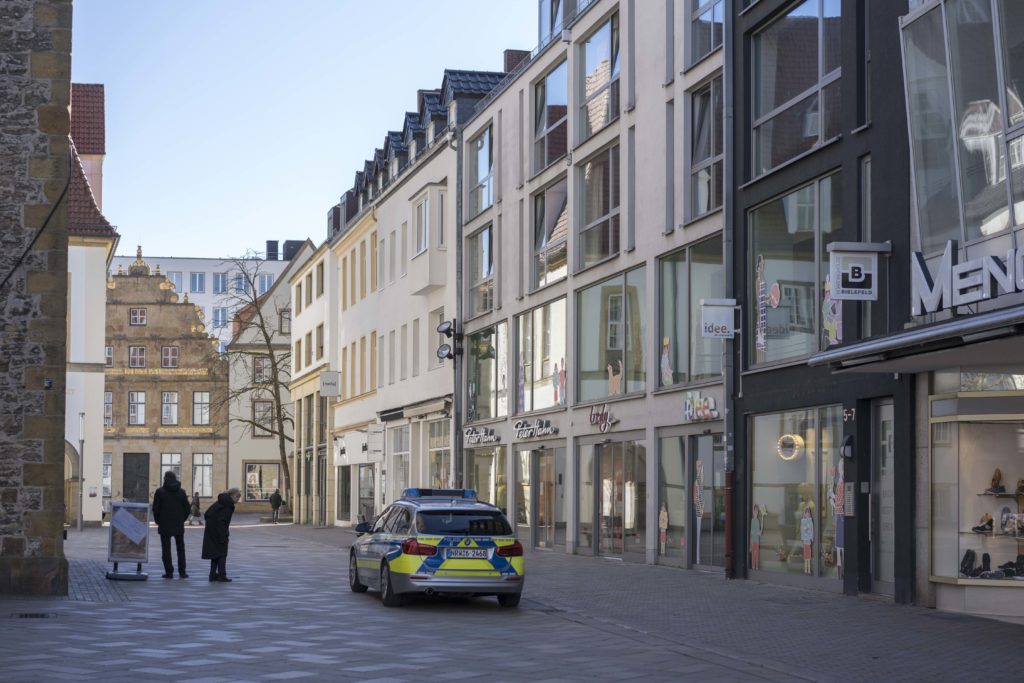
left=316, top=324, right=324, bottom=360
left=400, top=223, right=408, bottom=276
left=752, top=0, right=842, bottom=176
left=161, top=391, right=179, bottom=425
left=360, top=336, right=367, bottom=393
left=193, top=453, right=213, bottom=497
left=166, top=271, right=182, bottom=292
left=579, top=144, right=621, bottom=268
left=535, top=60, right=568, bottom=171
left=427, top=419, right=451, bottom=487
left=359, top=241, right=367, bottom=298
left=254, top=355, right=272, bottom=384
left=377, top=333, right=384, bottom=388
left=295, top=283, right=302, bottom=313
left=400, top=324, right=408, bottom=380
left=342, top=256, right=348, bottom=311
left=431, top=307, right=445, bottom=369
left=213, top=272, right=227, bottom=294
left=233, top=271, right=251, bottom=294
left=466, top=322, right=509, bottom=422
left=690, top=0, right=724, bottom=65
left=104, top=346, right=113, bottom=367
left=468, top=226, right=494, bottom=316
left=193, top=391, right=210, bottom=426
left=690, top=75, right=724, bottom=218
left=516, top=297, right=567, bottom=412
left=341, top=346, right=348, bottom=400
left=468, top=126, right=493, bottom=217
left=390, top=426, right=411, bottom=494
left=128, top=391, right=146, bottom=425
left=253, top=399, right=273, bottom=437
left=438, top=192, right=446, bottom=247
left=533, top=177, right=569, bottom=289
left=749, top=173, right=842, bottom=365
left=102, top=453, right=112, bottom=497
left=258, top=273, right=274, bottom=295
left=415, top=198, right=429, bottom=254
left=389, top=330, right=396, bottom=385
left=580, top=14, right=621, bottom=140
left=294, top=338, right=301, bottom=369
left=103, top=392, right=112, bottom=427
left=245, top=462, right=280, bottom=501
left=316, top=261, right=324, bottom=297
left=213, top=307, right=228, bottom=328
left=190, top=272, right=205, bottom=293
left=161, top=346, right=179, bottom=368
left=129, top=308, right=147, bottom=326
left=280, top=309, right=291, bottom=334
left=160, top=453, right=182, bottom=480
left=659, top=236, right=725, bottom=387
left=412, top=318, right=420, bottom=378
left=305, top=332, right=312, bottom=367
left=373, top=232, right=380, bottom=290
left=304, top=273, right=312, bottom=305
left=539, top=0, right=563, bottom=44
left=388, top=231, right=396, bottom=283
left=129, top=345, right=146, bottom=368
left=577, top=267, right=646, bottom=402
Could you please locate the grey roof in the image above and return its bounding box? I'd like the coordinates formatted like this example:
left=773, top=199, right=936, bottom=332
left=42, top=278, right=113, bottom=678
left=441, top=69, right=506, bottom=104
left=420, top=90, right=446, bottom=120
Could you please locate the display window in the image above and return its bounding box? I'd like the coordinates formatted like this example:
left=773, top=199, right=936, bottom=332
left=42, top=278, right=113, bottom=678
left=466, top=322, right=509, bottom=422
left=577, top=267, right=646, bottom=402
left=577, top=438, right=646, bottom=557
left=245, top=462, right=280, bottom=502
left=516, top=297, right=568, bottom=413
left=466, top=446, right=508, bottom=513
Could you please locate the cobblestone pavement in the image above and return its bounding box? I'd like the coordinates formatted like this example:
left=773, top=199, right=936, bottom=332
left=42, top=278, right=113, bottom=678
left=1, top=517, right=1022, bottom=682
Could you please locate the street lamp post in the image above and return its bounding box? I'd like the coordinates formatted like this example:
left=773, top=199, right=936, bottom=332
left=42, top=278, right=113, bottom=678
left=78, top=411, right=85, bottom=532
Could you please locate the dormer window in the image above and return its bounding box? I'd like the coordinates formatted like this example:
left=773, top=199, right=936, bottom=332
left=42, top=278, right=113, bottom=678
left=409, top=140, right=417, bottom=160
left=427, top=121, right=435, bottom=143
left=392, top=157, right=399, bottom=177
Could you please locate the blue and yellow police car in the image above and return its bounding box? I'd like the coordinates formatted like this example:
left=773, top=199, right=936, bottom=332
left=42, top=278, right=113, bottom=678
left=349, top=488, right=524, bottom=607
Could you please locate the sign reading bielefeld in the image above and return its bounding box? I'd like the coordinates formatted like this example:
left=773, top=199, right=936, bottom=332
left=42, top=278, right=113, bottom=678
left=319, top=371, right=340, bottom=397
left=826, top=242, right=890, bottom=301
left=700, top=298, right=736, bottom=339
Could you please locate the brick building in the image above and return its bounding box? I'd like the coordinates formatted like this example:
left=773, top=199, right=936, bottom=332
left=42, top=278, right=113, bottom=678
left=103, top=249, right=228, bottom=508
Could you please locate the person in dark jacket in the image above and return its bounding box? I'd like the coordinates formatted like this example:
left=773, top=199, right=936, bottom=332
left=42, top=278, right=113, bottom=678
left=202, top=487, right=241, bottom=582
left=152, top=471, right=191, bottom=578
left=269, top=489, right=283, bottom=523
left=189, top=492, right=203, bottom=526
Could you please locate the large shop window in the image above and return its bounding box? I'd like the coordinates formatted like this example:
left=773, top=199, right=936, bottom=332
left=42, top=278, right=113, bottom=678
left=535, top=60, right=569, bottom=171
left=390, top=426, right=410, bottom=496
left=690, top=75, right=724, bottom=218
left=580, top=13, right=620, bottom=140
left=577, top=439, right=647, bottom=556
left=468, top=126, right=493, bottom=218
left=578, top=267, right=646, bottom=402
left=579, top=144, right=621, bottom=268
left=659, top=236, right=724, bottom=387
left=750, top=406, right=844, bottom=579
left=245, top=463, right=280, bottom=502
left=534, top=178, right=569, bottom=289
left=658, top=433, right=725, bottom=567
left=466, top=322, right=509, bottom=423
left=468, top=225, right=494, bottom=317
left=516, top=297, right=568, bottom=413
left=427, top=419, right=451, bottom=488
left=902, top=2, right=1023, bottom=253
left=749, top=173, right=843, bottom=365
left=752, top=0, right=842, bottom=177
left=466, top=446, right=508, bottom=512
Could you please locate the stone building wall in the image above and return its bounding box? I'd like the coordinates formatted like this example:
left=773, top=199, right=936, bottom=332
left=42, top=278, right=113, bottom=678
left=0, top=0, right=73, bottom=595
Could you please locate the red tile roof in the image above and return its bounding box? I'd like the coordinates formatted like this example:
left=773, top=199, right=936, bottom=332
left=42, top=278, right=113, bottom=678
left=68, top=141, right=116, bottom=237
left=70, top=83, right=105, bottom=155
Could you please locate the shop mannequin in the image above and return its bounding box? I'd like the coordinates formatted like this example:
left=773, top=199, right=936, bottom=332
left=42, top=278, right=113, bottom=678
left=694, top=461, right=705, bottom=564
left=801, top=507, right=814, bottom=574
left=750, top=505, right=762, bottom=570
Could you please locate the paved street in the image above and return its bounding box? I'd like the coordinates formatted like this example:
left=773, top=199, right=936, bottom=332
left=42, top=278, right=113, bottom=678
left=2, top=518, right=1023, bottom=682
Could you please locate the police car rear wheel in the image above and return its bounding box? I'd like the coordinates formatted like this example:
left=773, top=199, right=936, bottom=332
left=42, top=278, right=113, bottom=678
left=349, top=552, right=367, bottom=593
left=497, top=593, right=521, bottom=608
left=380, top=564, right=403, bottom=607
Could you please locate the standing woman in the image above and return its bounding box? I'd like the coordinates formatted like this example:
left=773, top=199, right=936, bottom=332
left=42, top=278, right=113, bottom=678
left=202, top=487, right=241, bottom=582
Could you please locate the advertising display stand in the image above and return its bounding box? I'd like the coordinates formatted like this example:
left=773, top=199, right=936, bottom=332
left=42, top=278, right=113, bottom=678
left=105, top=501, right=151, bottom=581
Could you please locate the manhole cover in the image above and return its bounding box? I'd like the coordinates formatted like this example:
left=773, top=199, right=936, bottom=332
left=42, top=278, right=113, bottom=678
left=13, top=613, right=56, bottom=619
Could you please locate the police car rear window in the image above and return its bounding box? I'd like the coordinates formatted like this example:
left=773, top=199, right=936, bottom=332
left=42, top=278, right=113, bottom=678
left=415, top=511, right=512, bottom=536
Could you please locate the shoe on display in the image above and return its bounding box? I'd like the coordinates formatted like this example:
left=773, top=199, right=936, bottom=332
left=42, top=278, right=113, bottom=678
left=1016, top=479, right=1024, bottom=496
left=991, top=468, right=1002, bottom=489
left=972, top=514, right=994, bottom=533
left=960, top=549, right=977, bottom=577
left=1000, top=507, right=1013, bottom=531
left=982, top=553, right=991, bottom=573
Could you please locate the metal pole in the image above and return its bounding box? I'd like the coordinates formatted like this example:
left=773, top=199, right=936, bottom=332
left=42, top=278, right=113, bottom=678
left=453, top=122, right=465, bottom=488
left=78, top=411, right=85, bottom=532
left=723, top=0, right=736, bottom=579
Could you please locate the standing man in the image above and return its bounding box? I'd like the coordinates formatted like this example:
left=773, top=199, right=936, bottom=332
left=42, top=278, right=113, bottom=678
left=152, top=471, right=191, bottom=579
left=269, top=488, right=283, bottom=524
left=203, top=487, right=241, bottom=582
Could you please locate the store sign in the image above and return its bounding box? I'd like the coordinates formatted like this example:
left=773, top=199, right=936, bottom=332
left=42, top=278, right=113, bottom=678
left=829, top=250, right=878, bottom=301
left=912, top=240, right=1024, bottom=315
left=588, top=404, right=618, bottom=433
left=682, top=392, right=719, bottom=423
left=700, top=299, right=736, bottom=339
left=464, top=427, right=500, bottom=445
left=366, top=423, right=384, bottom=461
left=512, top=419, right=559, bottom=440
left=320, top=371, right=340, bottom=397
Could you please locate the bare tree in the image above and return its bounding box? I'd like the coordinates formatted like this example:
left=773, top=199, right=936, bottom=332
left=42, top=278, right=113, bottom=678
left=206, top=252, right=294, bottom=505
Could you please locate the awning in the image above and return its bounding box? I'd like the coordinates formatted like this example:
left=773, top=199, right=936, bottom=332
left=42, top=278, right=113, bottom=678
left=808, top=305, right=1024, bottom=373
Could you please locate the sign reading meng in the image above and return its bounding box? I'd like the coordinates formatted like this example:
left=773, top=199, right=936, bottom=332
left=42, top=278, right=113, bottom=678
left=911, top=240, right=1024, bottom=315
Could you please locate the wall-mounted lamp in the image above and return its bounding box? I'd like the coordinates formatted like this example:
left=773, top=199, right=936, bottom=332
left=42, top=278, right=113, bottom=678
left=840, top=434, right=855, bottom=459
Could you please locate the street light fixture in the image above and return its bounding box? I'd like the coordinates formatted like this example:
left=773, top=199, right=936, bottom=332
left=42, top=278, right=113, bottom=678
left=436, top=320, right=464, bottom=485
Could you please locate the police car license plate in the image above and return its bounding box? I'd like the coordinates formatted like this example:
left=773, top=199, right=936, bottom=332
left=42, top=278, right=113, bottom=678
left=447, top=548, right=488, bottom=559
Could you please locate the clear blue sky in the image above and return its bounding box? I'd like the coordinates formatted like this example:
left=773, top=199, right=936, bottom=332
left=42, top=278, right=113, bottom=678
left=71, top=1, right=537, bottom=259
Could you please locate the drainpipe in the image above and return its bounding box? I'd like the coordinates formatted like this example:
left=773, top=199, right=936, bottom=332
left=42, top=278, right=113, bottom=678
left=723, top=0, right=737, bottom=580
left=452, top=121, right=465, bottom=488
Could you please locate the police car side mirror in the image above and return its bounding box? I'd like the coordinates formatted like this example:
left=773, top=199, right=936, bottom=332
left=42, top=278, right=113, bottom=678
left=354, top=522, right=370, bottom=536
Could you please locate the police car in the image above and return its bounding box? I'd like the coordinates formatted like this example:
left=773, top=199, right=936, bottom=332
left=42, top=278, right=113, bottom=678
left=349, top=489, right=524, bottom=608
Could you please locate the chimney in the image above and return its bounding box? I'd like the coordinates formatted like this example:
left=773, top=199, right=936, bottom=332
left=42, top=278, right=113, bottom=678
left=503, top=49, right=530, bottom=73
left=266, top=240, right=279, bottom=261
left=282, top=240, right=303, bottom=261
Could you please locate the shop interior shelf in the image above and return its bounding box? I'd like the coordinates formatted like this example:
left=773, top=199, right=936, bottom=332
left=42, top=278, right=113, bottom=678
left=976, top=492, right=1024, bottom=498
left=959, top=531, right=1024, bottom=538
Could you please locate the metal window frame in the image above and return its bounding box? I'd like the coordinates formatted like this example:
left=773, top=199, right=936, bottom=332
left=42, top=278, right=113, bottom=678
left=577, top=143, right=622, bottom=269
left=689, top=0, right=725, bottom=66
left=578, top=13, right=622, bottom=141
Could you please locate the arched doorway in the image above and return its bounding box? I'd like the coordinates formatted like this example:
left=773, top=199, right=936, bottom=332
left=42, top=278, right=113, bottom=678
left=64, top=441, right=80, bottom=527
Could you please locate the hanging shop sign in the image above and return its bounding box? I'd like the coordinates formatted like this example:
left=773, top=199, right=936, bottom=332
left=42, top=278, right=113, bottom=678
left=912, top=240, right=1024, bottom=315
left=588, top=404, right=618, bottom=433
left=512, top=419, right=559, bottom=440
left=700, top=298, right=737, bottom=339
left=827, top=242, right=889, bottom=301
left=682, top=392, right=719, bottom=423
left=320, top=371, right=341, bottom=398
left=464, top=426, right=500, bottom=445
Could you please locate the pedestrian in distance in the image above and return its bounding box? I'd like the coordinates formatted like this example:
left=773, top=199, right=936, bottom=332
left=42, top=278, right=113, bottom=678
left=202, top=487, right=241, bottom=582
left=189, top=492, right=203, bottom=526
left=269, top=488, right=283, bottom=524
left=152, top=471, right=191, bottom=579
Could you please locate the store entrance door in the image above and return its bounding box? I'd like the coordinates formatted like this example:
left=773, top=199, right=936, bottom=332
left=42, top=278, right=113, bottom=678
left=693, top=434, right=725, bottom=568
left=515, top=447, right=566, bottom=549
left=598, top=442, right=624, bottom=555
left=122, top=453, right=149, bottom=503
left=870, top=399, right=896, bottom=596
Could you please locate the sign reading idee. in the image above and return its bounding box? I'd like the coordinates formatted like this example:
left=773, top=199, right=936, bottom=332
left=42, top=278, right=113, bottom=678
left=911, top=240, right=1024, bottom=315
left=700, top=298, right=736, bottom=339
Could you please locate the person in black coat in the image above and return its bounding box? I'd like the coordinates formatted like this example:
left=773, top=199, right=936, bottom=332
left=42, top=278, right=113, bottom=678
left=152, top=471, right=191, bottom=578
left=202, top=487, right=241, bottom=582
left=269, top=489, right=283, bottom=523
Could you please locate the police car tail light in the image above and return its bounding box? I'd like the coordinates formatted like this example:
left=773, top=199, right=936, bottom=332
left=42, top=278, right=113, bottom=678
left=401, top=539, right=437, bottom=556
left=496, top=541, right=523, bottom=557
